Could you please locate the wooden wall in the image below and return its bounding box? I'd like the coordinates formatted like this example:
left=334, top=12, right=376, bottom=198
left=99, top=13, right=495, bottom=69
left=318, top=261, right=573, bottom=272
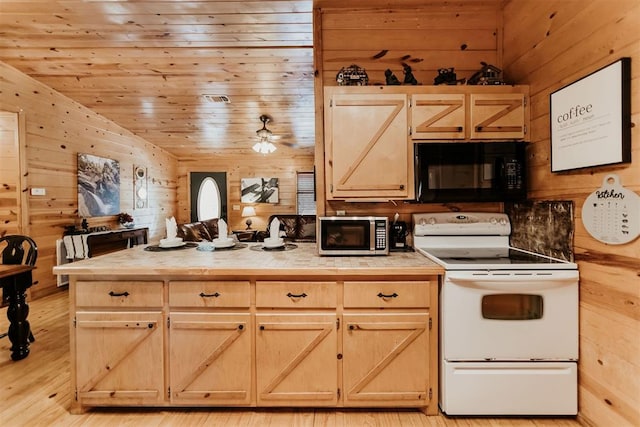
left=176, top=153, right=314, bottom=232
left=502, top=1, right=640, bottom=426
left=314, top=2, right=505, bottom=232
left=0, top=61, right=178, bottom=299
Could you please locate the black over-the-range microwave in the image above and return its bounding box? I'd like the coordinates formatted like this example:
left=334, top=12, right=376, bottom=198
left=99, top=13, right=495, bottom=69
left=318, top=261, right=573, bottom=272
left=414, top=141, right=527, bottom=203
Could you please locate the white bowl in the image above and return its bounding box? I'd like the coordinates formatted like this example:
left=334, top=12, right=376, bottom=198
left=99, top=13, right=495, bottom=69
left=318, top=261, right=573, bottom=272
left=263, top=237, right=284, bottom=248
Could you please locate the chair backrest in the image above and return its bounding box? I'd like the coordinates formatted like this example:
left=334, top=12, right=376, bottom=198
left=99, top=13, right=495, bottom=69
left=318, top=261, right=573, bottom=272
left=0, top=235, right=38, bottom=266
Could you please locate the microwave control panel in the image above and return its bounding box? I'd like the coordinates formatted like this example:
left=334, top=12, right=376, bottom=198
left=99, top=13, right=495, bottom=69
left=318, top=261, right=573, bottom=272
left=375, top=219, right=387, bottom=249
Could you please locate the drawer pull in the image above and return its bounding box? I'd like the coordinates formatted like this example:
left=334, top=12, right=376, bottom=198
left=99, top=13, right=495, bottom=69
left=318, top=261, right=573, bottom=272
left=260, top=325, right=265, bottom=331
left=108, top=291, right=130, bottom=297
left=286, top=292, right=308, bottom=299
left=377, top=292, right=398, bottom=300
left=199, top=292, right=220, bottom=298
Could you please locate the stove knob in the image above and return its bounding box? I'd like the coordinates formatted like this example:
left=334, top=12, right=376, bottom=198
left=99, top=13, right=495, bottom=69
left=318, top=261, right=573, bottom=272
left=428, top=217, right=437, bottom=225
left=489, top=217, right=498, bottom=225
left=499, top=217, right=508, bottom=226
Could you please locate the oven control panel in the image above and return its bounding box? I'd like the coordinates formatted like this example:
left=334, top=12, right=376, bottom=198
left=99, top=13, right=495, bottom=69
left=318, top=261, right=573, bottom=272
left=413, top=212, right=511, bottom=236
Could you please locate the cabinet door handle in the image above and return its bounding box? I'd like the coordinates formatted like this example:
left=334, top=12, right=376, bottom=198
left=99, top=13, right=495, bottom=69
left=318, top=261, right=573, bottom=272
left=286, top=292, right=307, bottom=299
left=457, top=126, right=463, bottom=131
left=238, top=324, right=244, bottom=331
left=377, top=292, right=398, bottom=300
left=199, top=292, right=220, bottom=298
left=108, top=291, right=129, bottom=297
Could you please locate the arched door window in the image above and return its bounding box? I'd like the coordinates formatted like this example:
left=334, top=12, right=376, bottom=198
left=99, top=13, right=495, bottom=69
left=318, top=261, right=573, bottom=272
left=190, top=172, right=227, bottom=222
left=197, top=177, right=220, bottom=220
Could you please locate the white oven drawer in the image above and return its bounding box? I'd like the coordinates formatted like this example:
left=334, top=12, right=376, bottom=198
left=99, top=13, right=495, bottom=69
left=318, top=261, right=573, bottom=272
left=442, top=270, right=578, bottom=360
left=441, top=360, right=577, bottom=415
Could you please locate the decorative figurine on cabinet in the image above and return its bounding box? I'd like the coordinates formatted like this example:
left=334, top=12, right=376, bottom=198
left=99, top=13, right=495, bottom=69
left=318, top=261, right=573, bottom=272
left=402, top=63, right=419, bottom=85
left=385, top=69, right=401, bottom=85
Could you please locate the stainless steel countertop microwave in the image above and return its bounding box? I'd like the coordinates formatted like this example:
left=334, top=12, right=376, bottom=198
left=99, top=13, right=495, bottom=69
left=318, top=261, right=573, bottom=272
left=318, top=216, right=389, bottom=256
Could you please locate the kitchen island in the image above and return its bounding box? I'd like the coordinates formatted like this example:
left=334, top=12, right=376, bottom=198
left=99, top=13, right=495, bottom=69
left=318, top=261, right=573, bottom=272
left=54, top=242, right=443, bottom=415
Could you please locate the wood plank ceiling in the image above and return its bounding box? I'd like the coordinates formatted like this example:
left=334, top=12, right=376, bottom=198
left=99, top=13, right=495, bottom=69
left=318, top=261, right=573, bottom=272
left=0, top=1, right=315, bottom=158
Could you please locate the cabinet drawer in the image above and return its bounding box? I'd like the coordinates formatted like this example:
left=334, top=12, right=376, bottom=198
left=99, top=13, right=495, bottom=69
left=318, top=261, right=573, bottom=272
left=75, top=281, right=163, bottom=308
left=256, top=281, right=337, bottom=308
left=169, top=281, right=250, bottom=308
left=344, top=281, right=430, bottom=308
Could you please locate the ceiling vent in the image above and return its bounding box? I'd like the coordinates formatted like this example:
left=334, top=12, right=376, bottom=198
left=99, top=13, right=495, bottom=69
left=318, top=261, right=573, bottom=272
left=203, top=94, right=231, bottom=104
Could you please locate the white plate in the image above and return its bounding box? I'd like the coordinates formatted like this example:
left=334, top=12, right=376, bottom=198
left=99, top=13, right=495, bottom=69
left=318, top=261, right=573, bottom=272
left=213, top=239, right=235, bottom=248
left=159, top=241, right=186, bottom=248
left=263, top=241, right=285, bottom=249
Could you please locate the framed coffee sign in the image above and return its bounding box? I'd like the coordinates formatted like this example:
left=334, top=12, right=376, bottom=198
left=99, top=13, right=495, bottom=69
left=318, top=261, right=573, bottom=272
left=550, top=57, right=631, bottom=172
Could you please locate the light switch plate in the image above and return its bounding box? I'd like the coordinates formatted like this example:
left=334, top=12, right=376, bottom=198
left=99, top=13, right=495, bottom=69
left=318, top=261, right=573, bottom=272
left=31, top=187, right=46, bottom=196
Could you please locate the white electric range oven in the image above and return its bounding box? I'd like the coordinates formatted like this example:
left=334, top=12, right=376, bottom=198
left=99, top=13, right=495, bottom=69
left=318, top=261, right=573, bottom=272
left=413, top=212, right=579, bottom=416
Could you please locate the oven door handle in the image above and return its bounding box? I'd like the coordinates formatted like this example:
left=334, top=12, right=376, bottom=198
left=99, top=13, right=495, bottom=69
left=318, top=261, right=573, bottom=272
left=446, top=272, right=578, bottom=290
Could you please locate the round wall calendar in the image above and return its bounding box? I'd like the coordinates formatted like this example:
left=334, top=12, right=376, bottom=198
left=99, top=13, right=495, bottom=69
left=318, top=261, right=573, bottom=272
left=581, top=174, right=640, bottom=245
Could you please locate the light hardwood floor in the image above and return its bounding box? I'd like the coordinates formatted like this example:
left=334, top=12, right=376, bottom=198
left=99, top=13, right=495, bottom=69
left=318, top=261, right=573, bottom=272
left=0, top=291, right=583, bottom=427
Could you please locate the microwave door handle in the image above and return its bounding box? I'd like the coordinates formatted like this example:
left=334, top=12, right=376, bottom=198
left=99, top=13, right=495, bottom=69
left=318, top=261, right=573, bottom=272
left=370, top=220, right=375, bottom=252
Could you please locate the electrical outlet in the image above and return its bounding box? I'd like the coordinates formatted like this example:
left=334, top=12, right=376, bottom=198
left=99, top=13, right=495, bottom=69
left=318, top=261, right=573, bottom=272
left=336, top=210, right=346, bottom=216
left=30, top=188, right=46, bottom=196
left=232, top=205, right=240, bottom=211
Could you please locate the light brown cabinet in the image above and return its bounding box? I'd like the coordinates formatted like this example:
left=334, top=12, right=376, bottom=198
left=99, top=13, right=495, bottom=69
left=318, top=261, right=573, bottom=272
left=169, top=312, right=252, bottom=405
left=411, top=93, right=466, bottom=140
left=324, top=91, right=411, bottom=200
left=343, top=313, right=431, bottom=406
left=469, top=93, right=527, bottom=139
left=70, top=275, right=439, bottom=414
left=342, top=280, right=433, bottom=407
left=75, top=311, right=165, bottom=405
left=73, top=280, right=165, bottom=407
left=256, top=313, right=338, bottom=406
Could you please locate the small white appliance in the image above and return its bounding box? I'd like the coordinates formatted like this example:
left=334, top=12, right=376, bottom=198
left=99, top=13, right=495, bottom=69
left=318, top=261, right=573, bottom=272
left=413, top=212, right=579, bottom=416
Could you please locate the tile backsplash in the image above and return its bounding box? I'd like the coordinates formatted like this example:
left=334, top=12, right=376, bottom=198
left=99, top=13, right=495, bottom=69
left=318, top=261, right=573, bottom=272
left=505, top=200, right=574, bottom=262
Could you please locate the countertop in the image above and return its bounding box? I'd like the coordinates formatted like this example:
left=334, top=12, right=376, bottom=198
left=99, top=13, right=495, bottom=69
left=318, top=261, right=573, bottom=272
left=53, top=242, right=443, bottom=278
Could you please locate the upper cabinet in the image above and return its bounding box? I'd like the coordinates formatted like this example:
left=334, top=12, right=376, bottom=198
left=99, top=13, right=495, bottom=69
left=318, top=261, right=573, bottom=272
left=323, top=85, right=529, bottom=201
left=411, top=93, right=466, bottom=140
left=469, top=93, right=527, bottom=139
left=410, top=89, right=528, bottom=141
left=325, top=89, right=411, bottom=200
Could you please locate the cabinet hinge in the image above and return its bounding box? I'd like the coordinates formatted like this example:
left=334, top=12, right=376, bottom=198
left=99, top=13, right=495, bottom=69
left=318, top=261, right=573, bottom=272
left=429, top=387, right=433, bottom=400
left=523, top=96, right=527, bottom=106
left=409, top=125, right=412, bottom=135
left=167, top=317, right=170, bottom=329
left=73, top=317, right=76, bottom=328
left=337, top=388, right=341, bottom=399
left=429, top=318, right=432, bottom=330
left=336, top=318, right=340, bottom=330
left=168, top=387, right=171, bottom=399
left=330, top=99, right=333, bottom=108
left=524, top=124, right=528, bottom=134
left=74, top=389, right=78, bottom=401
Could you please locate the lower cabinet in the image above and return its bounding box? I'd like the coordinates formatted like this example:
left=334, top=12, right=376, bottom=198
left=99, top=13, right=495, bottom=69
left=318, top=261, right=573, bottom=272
left=169, top=312, right=252, bottom=405
left=74, top=311, right=164, bottom=406
left=71, top=277, right=438, bottom=413
left=256, top=313, right=338, bottom=406
left=342, top=313, right=431, bottom=406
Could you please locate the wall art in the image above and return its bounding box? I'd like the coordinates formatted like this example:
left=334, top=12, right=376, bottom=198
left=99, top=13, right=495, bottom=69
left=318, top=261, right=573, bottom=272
left=77, top=153, right=120, bottom=217
left=550, top=57, right=631, bottom=172
left=241, top=177, right=279, bottom=203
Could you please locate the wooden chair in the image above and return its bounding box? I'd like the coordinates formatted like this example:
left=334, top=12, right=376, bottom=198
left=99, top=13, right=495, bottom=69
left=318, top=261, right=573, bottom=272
left=0, top=235, right=38, bottom=344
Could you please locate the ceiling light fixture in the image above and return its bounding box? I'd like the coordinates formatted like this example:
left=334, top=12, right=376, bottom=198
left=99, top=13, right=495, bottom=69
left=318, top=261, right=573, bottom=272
left=253, top=115, right=277, bottom=154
